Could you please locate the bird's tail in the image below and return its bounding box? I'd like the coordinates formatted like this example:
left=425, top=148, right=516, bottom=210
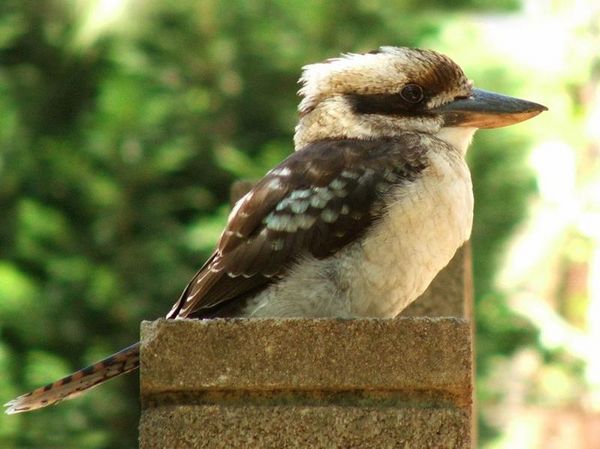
left=4, top=342, right=140, bottom=414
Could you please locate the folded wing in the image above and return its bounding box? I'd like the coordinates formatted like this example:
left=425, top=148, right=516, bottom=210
left=168, top=136, right=428, bottom=319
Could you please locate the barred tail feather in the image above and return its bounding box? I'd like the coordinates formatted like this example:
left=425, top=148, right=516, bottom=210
left=4, top=342, right=140, bottom=414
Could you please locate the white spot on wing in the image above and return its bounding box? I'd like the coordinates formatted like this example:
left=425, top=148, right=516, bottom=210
left=310, top=195, right=327, bottom=209
left=315, top=187, right=335, bottom=202
left=330, top=179, right=346, bottom=190
left=276, top=198, right=293, bottom=211
left=290, top=200, right=309, bottom=214
left=266, top=214, right=297, bottom=232
left=359, top=168, right=375, bottom=181
left=321, top=209, right=339, bottom=223
left=270, top=167, right=292, bottom=177
left=266, top=178, right=282, bottom=189
left=341, top=170, right=360, bottom=180
left=290, top=189, right=311, bottom=199
left=228, top=192, right=251, bottom=221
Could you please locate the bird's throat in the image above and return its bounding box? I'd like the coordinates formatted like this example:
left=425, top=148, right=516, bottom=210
left=435, top=126, right=477, bottom=156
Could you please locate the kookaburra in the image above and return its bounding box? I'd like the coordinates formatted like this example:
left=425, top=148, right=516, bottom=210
left=5, top=46, right=546, bottom=414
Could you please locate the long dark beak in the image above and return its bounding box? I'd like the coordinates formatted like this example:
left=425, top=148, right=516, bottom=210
left=437, top=88, right=547, bottom=129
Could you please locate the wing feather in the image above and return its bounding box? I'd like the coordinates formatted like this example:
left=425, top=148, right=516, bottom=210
left=169, top=136, right=428, bottom=319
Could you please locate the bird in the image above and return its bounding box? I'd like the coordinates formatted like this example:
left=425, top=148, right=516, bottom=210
left=4, top=46, right=546, bottom=414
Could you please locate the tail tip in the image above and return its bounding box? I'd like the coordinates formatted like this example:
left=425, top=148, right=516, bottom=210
left=4, top=399, right=27, bottom=415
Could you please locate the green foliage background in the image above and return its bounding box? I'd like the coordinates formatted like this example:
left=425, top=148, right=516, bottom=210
left=0, top=1, right=538, bottom=447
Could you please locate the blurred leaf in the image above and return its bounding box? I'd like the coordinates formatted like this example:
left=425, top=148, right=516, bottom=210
left=0, top=0, right=539, bottom=447
left=0, top=262, right=38, bottom=315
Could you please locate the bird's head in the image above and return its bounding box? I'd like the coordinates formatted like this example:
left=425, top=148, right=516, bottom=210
left=294, top=46, right=546, bottom=153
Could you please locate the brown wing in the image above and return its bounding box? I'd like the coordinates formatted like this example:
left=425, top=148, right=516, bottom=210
left=167, top=136, right=428, bottom=319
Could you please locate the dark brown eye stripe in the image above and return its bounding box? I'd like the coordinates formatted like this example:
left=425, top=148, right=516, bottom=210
left=347, top=92, right=431, bottom=116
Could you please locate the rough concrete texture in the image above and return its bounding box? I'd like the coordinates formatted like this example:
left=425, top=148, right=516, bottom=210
left=140, top=405, right=470, bottom=449
left=140, top=318, right=472, bottom=448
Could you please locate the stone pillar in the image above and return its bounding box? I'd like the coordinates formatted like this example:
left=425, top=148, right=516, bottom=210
left=139, top=247, right=474, bottom=448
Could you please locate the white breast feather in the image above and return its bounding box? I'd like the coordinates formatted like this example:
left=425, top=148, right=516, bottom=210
left=241, top=141, right=473, bottom=318
left=346, top=148, right=473, bottom=316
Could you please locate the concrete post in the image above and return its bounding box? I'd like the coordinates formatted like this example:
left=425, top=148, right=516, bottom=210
left=139, top=246, right=474, bottom=448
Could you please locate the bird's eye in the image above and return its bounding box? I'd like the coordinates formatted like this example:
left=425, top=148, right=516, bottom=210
left=400, top=84, right=424, bottom=104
